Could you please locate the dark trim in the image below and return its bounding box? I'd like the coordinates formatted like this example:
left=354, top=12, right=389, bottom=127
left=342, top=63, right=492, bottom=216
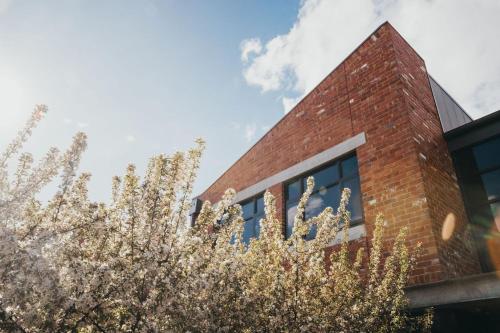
left=406, top=271, right=500, bottom=309
left=445, top=110, right=500, bottom=151
left=445, top=109, right=500, bottom=139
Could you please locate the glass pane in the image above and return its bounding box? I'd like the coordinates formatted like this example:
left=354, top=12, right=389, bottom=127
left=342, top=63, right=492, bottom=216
left=452, top=148, right=477, bottom=180
left=341, top=155, right=358, bottom=178
left=304, top=224, right=317, bottom=241
left=343, top=177, right=362, bottom=221
left=241, top=201, right=254, bottom=220
left=462, top=174, right=490, bottom=207
left=305, top=193, right=326, bottom=220
left=305, top=189, right=339, bottom=240
left=256, top=196, right=264, bottom=214
left=287, top=180, right=302, bottom=201
left=304, top=186, right=339, bottom=240
left=305, top=184, right=340, bottom=218
left=473, top=136, right=500, bottom=171
left=243, top=218, right=255, bottom=244
left=309, top=163, right=339, bottom=192
left=286, top=204, right=297, bottom=239
left=481, top=169, right=500, bottom=202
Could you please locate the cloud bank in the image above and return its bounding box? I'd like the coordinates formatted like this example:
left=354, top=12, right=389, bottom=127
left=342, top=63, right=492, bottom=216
left=241, top=0, right=500, bottom=117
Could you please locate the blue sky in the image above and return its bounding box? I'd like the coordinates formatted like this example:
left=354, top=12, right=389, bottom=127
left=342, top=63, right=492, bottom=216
left=1, top=0, right=499, bottom=202
left=0, top=0, right=300, bottom=201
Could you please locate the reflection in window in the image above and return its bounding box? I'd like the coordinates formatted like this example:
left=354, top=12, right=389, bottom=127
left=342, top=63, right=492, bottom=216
left=285, top=154, right=362, bottom=240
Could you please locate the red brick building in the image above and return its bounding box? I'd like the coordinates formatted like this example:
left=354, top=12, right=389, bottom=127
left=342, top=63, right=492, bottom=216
left=192, top=22, right=500, bottom=331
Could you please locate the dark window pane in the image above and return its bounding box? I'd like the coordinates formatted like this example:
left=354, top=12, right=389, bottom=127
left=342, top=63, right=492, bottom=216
left=481, top=169, right=500, bottom=202
left=462, top=173, right=490, bottom=207
left=304, top=186, right=339, bottom=239
left=452, top=148, right=477, bottom=180
left=473, top=136, right=500, bottom=171
left=341, top=155, right=358, bottom=178
left=256, top=196, right=264, bottom=214
left=287, top=180, right=302, bottom=202
left=242, top=201, right=254, bottom=220
left=326, top=184, right=341, bottom=213
left=343, top=178, right=362, bottom=221
left=243, top=219, right=255, bottom=244
left=304, top=224, right=317, bottom=241
left=309, top=163, right=339, bottom=192
left=286, top=204, right=297, bottom=239
left=305, top=185, right=340, bottom=219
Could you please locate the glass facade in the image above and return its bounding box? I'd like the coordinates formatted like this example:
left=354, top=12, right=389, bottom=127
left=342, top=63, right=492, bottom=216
left=285, top=154, right=362, bottom=240
left=453, top=135, right=500, bottom=272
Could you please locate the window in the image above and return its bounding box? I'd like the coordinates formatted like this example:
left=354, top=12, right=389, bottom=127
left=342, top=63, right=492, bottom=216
left=239, top=195, right=265, bottom=244
left=285, top=154, right=362, bottom=240
left=453, top=135, right=500, bottom=272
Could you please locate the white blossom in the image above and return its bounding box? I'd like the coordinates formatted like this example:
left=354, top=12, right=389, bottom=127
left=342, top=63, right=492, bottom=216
left=0, top=106, right=432, bottom=332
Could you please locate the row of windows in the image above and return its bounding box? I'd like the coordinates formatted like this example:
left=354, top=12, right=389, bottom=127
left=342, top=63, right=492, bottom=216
left=238, top=154, right=363, bottom=244
left=285, top=154, right=362, bottom=240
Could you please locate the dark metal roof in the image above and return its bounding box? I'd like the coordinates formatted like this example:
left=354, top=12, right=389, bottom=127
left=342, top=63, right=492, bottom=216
left=444, top=109, right=500, bottom=151
left=429, top=75, right=473, bottom=133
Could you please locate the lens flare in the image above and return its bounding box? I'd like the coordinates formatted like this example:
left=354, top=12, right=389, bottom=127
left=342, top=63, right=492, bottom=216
left=490, top=209, right=500, bottom=273
left=441, top=213, right=456, bottom=241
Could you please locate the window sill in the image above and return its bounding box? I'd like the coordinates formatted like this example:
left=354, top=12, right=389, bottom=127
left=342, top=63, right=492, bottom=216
left=326, top=223, right=366, bottom=247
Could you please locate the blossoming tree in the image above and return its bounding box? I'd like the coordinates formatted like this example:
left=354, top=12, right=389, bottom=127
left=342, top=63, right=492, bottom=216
left=0, top=106, right=431, bottom=332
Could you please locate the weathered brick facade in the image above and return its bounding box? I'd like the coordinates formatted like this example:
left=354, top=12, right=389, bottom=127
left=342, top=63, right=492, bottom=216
left=198, top=22, right=481, bottom=286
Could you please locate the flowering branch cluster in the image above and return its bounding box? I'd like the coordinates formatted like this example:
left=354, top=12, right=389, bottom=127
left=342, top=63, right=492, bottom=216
left=0, top=107, right=431, bottom=332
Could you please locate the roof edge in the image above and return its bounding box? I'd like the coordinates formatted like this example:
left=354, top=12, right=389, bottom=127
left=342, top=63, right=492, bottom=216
left=444, top=109, right=500, bottom=140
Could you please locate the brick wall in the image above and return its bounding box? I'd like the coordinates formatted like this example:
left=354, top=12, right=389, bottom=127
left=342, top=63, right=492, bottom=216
left=388, top=26, right=481, bottom=279
left=198, top=22, right=481, bottom=285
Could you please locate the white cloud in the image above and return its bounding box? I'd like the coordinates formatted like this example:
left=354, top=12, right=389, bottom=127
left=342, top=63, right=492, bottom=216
left=126, top=135, right=136, bottom=142
left=244, top=123, right=257, bottom=142
left=240, top=38, right=262, bottom=63
left=77, top=122, right=89, bottom=128
left=241, top=0, right=500, bottom=117
left=282, top=96, right=302, bottom=114
left=63, top=118, right=72, bottom=124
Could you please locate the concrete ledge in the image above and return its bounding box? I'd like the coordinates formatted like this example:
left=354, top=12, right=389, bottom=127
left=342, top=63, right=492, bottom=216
left=233, top=132, right=366, bottom=203
left=406, top=271, right=500, bottom=309
left=329, top=223, right=366, bottom=245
